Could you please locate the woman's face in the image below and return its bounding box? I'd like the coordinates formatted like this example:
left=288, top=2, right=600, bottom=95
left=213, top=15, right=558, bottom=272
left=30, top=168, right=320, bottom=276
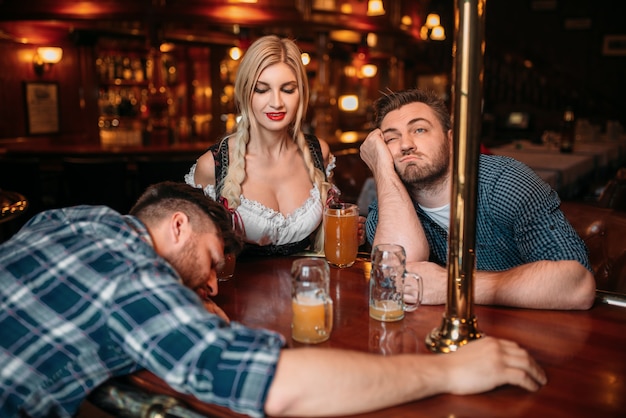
left=251, top=62, right=300, bottom=133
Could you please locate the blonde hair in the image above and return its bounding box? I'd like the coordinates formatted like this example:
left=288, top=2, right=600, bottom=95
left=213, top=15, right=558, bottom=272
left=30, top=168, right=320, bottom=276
left=220, top=35, right=327, bottom=250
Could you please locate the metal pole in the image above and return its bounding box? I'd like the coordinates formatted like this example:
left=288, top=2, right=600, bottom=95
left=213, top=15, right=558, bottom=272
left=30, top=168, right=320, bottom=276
left=426, top=0, right=486, bottom=353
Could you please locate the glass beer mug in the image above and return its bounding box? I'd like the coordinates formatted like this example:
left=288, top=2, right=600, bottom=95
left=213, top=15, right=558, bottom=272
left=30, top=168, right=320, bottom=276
left=291, top=258, right=333, bottom=343
left=323, top=203, right=359, bottom=268
left=369, top=244, right=423, bottom=322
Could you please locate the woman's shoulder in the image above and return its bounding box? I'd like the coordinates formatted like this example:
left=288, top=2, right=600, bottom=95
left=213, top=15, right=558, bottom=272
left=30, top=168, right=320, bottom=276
left=304, top=133, right=320, bottom=145
left=192, top=139, right=230, bottom=188
left=316, top=136, right=331, bottom=159
left=304, top=133, right=331, bottom=164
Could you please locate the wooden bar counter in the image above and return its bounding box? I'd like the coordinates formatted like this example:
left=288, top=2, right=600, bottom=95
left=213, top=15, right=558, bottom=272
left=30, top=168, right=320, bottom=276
left=0, top=136, right=213, bottom=159
left=91, top=255, right=626, bottom=418
left=0, top=137, right=214, bottom=217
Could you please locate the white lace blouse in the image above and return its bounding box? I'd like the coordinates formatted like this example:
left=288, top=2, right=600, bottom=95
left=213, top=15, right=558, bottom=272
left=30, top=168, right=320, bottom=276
left=184, top=158, right=335, bottom=246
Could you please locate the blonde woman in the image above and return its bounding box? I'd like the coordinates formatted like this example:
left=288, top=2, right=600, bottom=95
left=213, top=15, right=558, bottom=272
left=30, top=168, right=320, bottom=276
left=186, top=35, right=335, bottom=255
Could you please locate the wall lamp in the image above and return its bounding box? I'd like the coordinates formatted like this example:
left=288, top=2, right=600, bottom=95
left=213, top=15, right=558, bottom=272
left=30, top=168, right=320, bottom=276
left=367, top=0, right=385, bottom=16
left=33, top=47, right=63, bottom=76
left=338, top=95, right=359, bottom=112
left=420, top=13, right=446, bottom=41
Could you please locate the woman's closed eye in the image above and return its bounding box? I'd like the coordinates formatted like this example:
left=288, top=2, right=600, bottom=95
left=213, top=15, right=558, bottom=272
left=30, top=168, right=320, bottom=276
left=254, top=83, right=297, bottom=95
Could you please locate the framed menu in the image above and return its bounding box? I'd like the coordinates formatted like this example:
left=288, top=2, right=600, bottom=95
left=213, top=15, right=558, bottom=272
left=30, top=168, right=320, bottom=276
left=24, top=81, right=60, bottom=135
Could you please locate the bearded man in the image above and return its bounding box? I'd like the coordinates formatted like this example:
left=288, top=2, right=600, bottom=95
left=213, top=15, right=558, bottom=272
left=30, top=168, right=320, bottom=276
left=360, top=89, right=595, bottom=310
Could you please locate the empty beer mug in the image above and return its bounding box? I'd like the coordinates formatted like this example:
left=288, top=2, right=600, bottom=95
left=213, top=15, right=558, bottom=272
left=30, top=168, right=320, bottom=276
left=291, top=258, right=333, bottom=343
left=369, top=243, right=423, bottom=322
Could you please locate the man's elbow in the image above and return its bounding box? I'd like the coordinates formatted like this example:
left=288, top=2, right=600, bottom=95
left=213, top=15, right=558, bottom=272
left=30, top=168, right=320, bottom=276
left=569, top=268, right=596, bottom=310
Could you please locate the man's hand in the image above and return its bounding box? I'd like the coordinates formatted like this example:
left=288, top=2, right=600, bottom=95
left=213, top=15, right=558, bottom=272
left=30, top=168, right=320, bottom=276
left=360, top=128, right=395, bottom=175
left=406, top=261, right=448, bottom=305
left=202, top=298, right=230, bottom=323
left=358, top=216, right=366, bottom=246
left=196, top=286, right=230, bottom=323
left=440, top=337, right=547, bottom=394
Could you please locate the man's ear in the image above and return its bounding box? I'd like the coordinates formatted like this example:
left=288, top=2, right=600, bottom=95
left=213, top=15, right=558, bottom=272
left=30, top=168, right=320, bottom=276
left=150, top=211, right=193, bottom=257
left=169, top=211, right=192, bottom=245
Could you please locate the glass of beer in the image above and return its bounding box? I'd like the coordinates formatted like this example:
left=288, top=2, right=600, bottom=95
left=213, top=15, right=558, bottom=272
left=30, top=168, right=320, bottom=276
left=291, top=258, right=333, bottom=344
left=369, top=244, right=422, bottom=322
left=324, top=203, right=359, bottom=268
left=217, top=253, right=236, bottom=281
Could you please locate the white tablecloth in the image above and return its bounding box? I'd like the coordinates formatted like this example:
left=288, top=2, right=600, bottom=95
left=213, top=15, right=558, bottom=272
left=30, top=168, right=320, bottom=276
left=491, top=145, right=596, bottom=197
left=495, top=140, right=621, bottom=169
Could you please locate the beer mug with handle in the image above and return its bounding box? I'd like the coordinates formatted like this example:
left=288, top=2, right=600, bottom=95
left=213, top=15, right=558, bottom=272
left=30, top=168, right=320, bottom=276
left=291, top=258, right=334, bottom=343
left=369, top=244, right=423, bottom=322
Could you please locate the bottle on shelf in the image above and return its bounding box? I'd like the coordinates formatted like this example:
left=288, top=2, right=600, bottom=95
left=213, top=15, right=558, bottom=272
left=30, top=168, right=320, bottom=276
left=559, top=107, right=575, bottom=154
left=96, top=49, right=152, bottom=148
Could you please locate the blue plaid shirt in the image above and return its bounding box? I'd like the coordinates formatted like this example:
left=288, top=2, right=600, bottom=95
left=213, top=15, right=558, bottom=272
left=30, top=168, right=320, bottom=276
left=365, top=155, right=591, bottom=271
left=0, top=206, right=284, bottom=418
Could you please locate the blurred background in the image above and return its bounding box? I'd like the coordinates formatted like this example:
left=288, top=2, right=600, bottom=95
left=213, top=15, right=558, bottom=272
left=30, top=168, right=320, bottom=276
left=1, top=0, right=625, bottom=242
left=0, top=0, right=623, bottom=148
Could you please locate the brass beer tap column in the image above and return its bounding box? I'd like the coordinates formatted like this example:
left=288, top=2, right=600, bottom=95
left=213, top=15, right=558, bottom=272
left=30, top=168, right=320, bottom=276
left=426, top=0, right=486, bottom=353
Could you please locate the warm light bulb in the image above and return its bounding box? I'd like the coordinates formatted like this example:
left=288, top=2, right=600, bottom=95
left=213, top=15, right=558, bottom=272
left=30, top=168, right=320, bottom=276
left=367, top=0, right=385, bottom=16
left=301, top=53, right=311, bottom=66
left=344, top=65, right=357, bottom=78
left=340, top=131, right=359, bottom=143
left=159, top=43, right=175, bottom=53
left=430, top=25, right=446, bottom=41
left=339, top=95, right=359, bottom=111
left=361, top=64, right=378, bottom=78
left=426, top=13, right=440, bottom=28
left=229, top=47, right=242, bottom=60
left=366, top=33, right=378, bottom=48
left=37, top=47, right=63, bottom=64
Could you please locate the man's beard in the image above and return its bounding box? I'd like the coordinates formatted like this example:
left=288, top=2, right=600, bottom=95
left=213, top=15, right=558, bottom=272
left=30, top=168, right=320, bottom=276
left=396, top=143, right=450, bottom=192
left=398, top=162, right=447, bottom=191
left=169, top=236, right=205, bottom=291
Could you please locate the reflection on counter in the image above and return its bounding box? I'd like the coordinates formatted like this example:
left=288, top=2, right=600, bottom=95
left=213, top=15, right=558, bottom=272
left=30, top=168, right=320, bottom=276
left=0, top=190, right=28, bottom=224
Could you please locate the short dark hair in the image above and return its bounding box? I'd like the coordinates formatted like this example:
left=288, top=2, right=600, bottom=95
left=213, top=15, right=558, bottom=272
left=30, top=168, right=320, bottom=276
left=373, top=89, right=452, bottom=133
left=130, top=181, right=243, bottom=255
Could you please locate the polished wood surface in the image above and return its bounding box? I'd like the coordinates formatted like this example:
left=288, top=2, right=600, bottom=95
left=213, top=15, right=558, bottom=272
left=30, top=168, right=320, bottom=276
left=0, top=137, right=213, bottom=157
left=127, top=256, right=626, bottom=418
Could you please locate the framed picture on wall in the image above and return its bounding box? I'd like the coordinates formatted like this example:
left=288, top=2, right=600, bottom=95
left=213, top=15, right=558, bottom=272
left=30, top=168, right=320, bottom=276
left=602, top=35, right=626, bottom=56
left=24, top=81, right=60, bottom=135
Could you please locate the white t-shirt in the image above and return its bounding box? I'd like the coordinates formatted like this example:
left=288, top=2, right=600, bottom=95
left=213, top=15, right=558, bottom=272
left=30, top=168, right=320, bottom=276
left=419, top=203, right=450, bottom=231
